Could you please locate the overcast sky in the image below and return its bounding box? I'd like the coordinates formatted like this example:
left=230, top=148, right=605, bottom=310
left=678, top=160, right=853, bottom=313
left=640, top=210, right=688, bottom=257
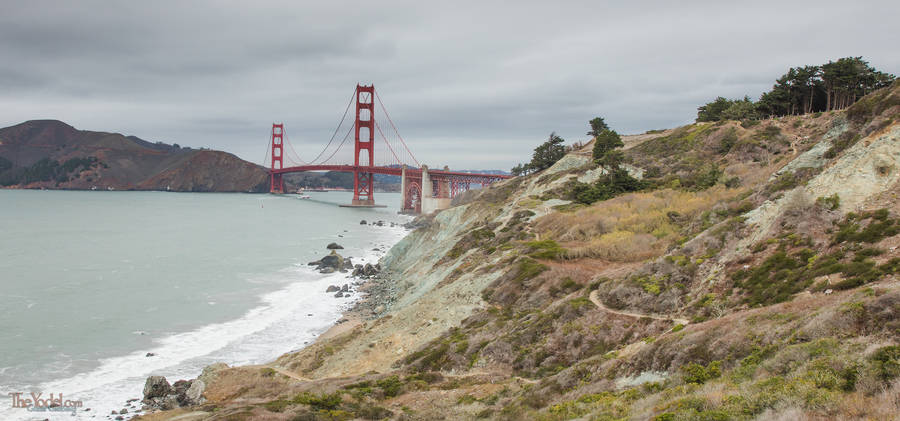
left=1, top=1, right=898, bottom=170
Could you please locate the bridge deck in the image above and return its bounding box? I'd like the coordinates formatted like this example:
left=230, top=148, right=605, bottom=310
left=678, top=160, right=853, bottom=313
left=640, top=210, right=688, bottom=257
left=271, top=165, right=509, bottom=182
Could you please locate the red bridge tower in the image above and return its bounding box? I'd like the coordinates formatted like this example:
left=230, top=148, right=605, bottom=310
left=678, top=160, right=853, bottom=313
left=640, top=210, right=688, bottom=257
left=351, top=84, right=376, bottom=206
left=270, top=123, right=284, bottom=194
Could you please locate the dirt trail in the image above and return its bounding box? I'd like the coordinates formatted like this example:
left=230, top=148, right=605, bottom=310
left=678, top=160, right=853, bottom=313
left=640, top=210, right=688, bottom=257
left=588, top=290, right=689, bottom=326
left=266, top=365, right=312, bottom=382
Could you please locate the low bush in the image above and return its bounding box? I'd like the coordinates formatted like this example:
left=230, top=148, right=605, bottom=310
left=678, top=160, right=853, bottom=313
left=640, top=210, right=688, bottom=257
left=682, top=360, right=722, bottom=384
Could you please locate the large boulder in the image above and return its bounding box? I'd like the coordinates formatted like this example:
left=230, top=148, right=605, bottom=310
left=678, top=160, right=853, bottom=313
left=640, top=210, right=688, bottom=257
left=309, top=250, right=346, bottom=273
left=326, top=242, right=344, bottom=250
left=319, top=252, right=343, bottom=270
left=143, top=376, right=171, bottom=400
left=185, top=380, right=206, bottom=406
left=172, top=379, right=205, bottom=406
left=142, top=376, right=207, bottom=410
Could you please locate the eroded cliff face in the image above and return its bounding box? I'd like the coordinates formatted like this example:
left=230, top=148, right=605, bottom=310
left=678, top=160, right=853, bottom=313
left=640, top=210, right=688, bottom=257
left=142, top=83, right=900, bottom=421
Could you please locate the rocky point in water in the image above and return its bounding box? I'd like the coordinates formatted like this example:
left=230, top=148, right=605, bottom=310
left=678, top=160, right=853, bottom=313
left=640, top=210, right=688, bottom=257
left=142, top=375, right=205, bottom=411
left=307, top=244, right=354, bottom=274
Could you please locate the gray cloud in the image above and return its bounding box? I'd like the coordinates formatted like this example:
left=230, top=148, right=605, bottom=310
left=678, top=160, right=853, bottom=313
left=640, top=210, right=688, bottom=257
left=0, top=0, right=898, bottom=170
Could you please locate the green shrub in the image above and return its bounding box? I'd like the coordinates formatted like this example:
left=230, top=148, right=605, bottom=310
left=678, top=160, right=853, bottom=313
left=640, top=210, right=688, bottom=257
left=356, top=404, right=393, bottom=420
left=816, top=194, right=840, bottom=210
left=263, top=399, right=291, bottom=412
left=375, top=376, right=404, bottom=398
left=870, top=345, right=900, bottom=382
left=833, top=209, right=899, bottom=244
left=512, top=258, right=548, bottom=283
left=824, top=131, right=861, bottom=159
left=293, top=392, right=342, bottom=410
left=682, top=361, right=722, bottom=384
left=525, top=240, right=566, bottom=260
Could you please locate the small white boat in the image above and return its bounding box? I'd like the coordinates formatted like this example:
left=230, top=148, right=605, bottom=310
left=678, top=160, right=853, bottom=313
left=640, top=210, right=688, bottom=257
left=298, top=194, right=311, bottom=199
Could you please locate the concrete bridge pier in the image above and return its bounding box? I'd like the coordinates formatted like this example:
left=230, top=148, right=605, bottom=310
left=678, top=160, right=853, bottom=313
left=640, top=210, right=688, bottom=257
left=439, top=166, right=451, bottom=199
left=400, top=164, right=407, bottom=210
left=421, top=164, right=452, bottom=215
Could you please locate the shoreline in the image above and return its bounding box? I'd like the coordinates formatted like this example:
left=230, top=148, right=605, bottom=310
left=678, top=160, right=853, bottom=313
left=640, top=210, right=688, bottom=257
left=0, top=213, right=412, bottom=421
left=131, top=218, right=412, bottom=418
left=290, top=220, right=410, bottom=350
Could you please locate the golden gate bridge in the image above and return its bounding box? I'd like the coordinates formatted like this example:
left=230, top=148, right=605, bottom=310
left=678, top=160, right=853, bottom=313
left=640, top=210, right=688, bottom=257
left=263, top=84, right=510, bottom=214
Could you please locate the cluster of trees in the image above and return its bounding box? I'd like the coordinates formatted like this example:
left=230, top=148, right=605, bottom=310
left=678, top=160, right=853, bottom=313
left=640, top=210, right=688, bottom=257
left=571, top=120, right=644, bottom=204
left=0, top=156, right=102, bottom=186
left=510, top=117, right=617, bottom=176
left=510, top=132, right=567, bottom=176
left=697, top=57, right=896, bottom=122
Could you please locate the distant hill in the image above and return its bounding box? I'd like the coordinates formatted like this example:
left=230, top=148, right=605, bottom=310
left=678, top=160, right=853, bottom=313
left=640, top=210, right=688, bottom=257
left=0, top=120, right=269, bottom=192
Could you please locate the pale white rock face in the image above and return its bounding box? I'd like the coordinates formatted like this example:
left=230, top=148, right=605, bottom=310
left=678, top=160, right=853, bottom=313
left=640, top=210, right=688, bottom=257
left=737, top=123, right=900, bottom=256
left=770, top=118, right=848, bottom=182
left=769, top=137, right=833, bottom=181
left=615, top=371, right=668, bottom=389
left=805, top=124, right=900, bottom=212
left=545, top=153, right=591, bottom=174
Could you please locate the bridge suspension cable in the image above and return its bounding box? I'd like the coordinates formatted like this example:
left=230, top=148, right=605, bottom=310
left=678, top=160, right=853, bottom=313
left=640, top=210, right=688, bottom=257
left=282, top=128, right=308, bottom=166
left=374, top=119, right=404, bottom=166
left=307, top=87, right=356, bottom=165
left=375, top=89, right=420, bottom=167
left=262, top=128, right=272, bottom=167
left=317, top=118, right=355, bottom=165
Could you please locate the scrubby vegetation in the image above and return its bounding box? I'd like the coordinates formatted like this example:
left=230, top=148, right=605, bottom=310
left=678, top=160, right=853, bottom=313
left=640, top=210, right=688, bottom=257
left=0, top=156, right=103, bottom=186
left=730, top=209, right=900, bottom=306
left=179, top=64, right=900, bottom=421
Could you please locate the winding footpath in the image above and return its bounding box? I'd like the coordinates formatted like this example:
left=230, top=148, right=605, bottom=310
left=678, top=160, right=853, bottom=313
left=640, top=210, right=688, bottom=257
left=588, top=290, right=690, bottom=326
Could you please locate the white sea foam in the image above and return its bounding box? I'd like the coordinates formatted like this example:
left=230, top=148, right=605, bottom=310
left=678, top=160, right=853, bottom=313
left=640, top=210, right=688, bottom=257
left=0, top=223, right=409, bottom=420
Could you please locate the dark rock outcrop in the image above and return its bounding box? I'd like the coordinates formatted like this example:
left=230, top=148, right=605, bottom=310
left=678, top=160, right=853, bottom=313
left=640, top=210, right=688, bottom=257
left=142, top=375, right=205, bottom=411
left=353, top=263, right=381, bottom=278
left=309, top=250, right=355, bottom=273
left=142, top=376, right=171, bottom=400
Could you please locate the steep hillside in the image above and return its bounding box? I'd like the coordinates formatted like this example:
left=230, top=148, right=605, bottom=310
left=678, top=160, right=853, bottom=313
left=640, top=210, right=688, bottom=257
left=138, top=82, right=900, bottom=420
left=0, top=120, right=268, bottom=192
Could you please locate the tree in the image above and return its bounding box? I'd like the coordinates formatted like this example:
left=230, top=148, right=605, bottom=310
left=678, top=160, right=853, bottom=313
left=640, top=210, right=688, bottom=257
left=528, top=132, right=567, bottom=172
left=511, top=132, right=568, bottom=176
left=592, top=129, right=624, bottom=166
left=700, top=57, right=895, bottom=120
left=721, top=96, right=758, bottom=121
left=510, top=163, right=528, bottom=176
left=587, top=117, right=610, bottom=137
left=598, top=149, right=625, bottom=169
left=696, top=97, right=733, bottom=122
left=572, top=126, right=644, bottom=204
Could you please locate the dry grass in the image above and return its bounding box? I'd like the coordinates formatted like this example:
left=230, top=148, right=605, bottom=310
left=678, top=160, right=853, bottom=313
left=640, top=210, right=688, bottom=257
left=535, top=187, right=744, bottom=261
left=203, top=366, right=294, bottom=403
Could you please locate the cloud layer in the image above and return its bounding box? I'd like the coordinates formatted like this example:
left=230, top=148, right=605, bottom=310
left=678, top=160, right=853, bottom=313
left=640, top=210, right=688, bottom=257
left=1, top=1, right=897, bottom=169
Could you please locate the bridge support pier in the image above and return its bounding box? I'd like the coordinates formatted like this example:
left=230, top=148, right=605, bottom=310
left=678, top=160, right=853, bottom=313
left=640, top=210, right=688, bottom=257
left=400, top=165, right=407, bottom=209
left=420, top=165, right=452, bottom=215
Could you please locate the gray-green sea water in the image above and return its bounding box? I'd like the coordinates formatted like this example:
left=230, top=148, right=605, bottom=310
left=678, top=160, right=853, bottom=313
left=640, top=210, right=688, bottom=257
left=0, top=190, right=409, bottom=419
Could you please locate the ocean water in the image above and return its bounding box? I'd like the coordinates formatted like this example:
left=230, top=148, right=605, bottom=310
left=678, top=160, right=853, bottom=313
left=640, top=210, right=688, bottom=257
left=0, top=189, right=409, bottom=420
